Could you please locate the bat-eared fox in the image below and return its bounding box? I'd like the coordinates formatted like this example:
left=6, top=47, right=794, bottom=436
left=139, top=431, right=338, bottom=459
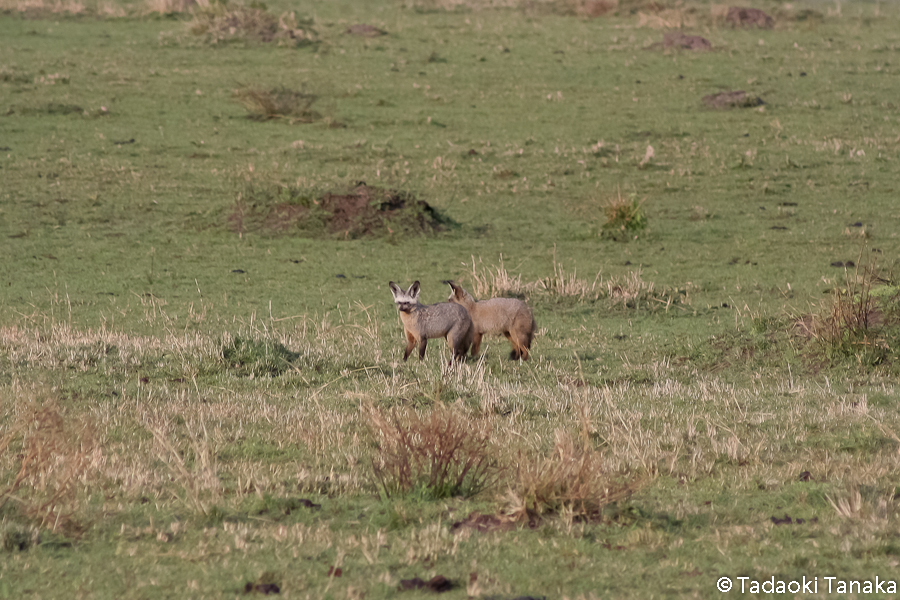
left=443, top=280, right=536, bottom=360
left=388, top=281, right=473, bottom=363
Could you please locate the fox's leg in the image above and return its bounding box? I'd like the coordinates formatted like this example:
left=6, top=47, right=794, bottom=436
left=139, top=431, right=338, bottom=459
left=519, top=319, right=534, bottom=361
left=418, top=337, right=428, bottom=360
left=503, top=331, right=520, bottom=360
left=403, top=331, right=416, bottom=361
left=471, top=331, right=483, bottom=356
left=448, top=332, right=466, bottom=362
left=519, top=332, right=531, bottom=360
left=517, top=341, right=529, bottom=361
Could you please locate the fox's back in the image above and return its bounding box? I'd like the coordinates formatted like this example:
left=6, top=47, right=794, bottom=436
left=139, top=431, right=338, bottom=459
left=470, top=298, right=531, bottom=334
left=414, top=302, right=472, bottom=338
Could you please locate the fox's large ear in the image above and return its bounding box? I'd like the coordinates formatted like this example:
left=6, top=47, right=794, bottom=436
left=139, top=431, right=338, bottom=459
left=442, top=280, right=455, bottom=300
left=409, top=281, right=421, bottom=299
left=389, top=281, right=401, bottom=298
left=442, top=280, right=461, bottom=300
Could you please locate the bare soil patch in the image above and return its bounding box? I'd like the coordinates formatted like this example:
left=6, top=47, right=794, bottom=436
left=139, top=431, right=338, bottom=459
left=726, top=7, right=774, bottom=28
left=345, top=24, right=386, bottom=37
left=662, top=31, right=711, bottom=51
left=449, top=511, right=520, bottom=534
left=702, top=90, right=764, bottom=109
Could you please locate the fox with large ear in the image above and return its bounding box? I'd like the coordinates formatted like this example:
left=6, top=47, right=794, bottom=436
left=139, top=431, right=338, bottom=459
left=443, top=280, right=536, bottom=360
left=388, top=281, right=473, bottom=363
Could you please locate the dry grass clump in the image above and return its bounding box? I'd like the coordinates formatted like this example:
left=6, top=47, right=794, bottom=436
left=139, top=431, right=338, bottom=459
left=0, top=0, right=87, bottom=16
left=636, top=5, right=697, bottom=29
left=233, top=86, right=320, bottom=122
left=534, top=260, right=602, bottom=300
left=560, top=0, right=618, bottom=18
left=189, top=3, right=316, bottom=46
left=0, top=396, right=100, bottom=534
left=808, top=256, right=899, bottom=362
left=366, top=403, right=501, bottom=500
left=504, top=429, right=643, bottom=522
left=604, top=269, right=679, bottom=310
left=146, top=417, right=221, bottom=516
left=827, top=485, right=900, bottom=522
left=398, top=0, right=621, bottom=16
left=465, top=256, right=684, bottom=310
left=145, top=0, right=203, bottom=14
left=466, top=255, right=527, bottom=300
left=0, top=0, right=130, bottom=16
left=465, top=255, right=601, bottom=301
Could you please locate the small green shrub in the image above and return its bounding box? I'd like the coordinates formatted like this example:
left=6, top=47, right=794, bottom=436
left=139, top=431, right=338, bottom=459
left=601, top=191, right=647, bottom=239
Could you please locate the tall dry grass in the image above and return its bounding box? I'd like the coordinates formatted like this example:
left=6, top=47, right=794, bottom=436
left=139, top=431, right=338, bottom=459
left=504, top=428, right=645, bottom=523
left=0, top=393, right=101, bottom=534
left=464, top=255, right=684, bottom=309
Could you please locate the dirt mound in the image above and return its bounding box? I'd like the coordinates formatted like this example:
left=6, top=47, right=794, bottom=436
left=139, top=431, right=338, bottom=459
left=346, top=24, right=386, bottom=37
left=726, top=7, right=774, bottom=28
left=648, top=32, right=711, bottom=51
left=702, top=90, right=764, bottom=109
left=663, top=32, right=711, bottom=50
left=228, top=182, right=454, bottom=239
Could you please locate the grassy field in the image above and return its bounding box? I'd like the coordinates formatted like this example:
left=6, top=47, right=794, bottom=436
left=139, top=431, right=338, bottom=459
left=3, top=0, right=900, bottom=597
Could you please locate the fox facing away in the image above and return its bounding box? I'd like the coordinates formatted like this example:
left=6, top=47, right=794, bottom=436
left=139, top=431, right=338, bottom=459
left=388, top=281, right=473, bottom=363
left=443, top=280, right=536, bottom=361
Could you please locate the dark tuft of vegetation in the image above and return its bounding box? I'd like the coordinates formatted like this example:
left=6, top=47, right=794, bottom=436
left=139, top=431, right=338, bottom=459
left=16, top=103, right=83, bottom=116
left=702, top=90, right=765, bottom=109
left=221, top=336, right=299, bottom=376
left=1, top=523, right=40, bottom=553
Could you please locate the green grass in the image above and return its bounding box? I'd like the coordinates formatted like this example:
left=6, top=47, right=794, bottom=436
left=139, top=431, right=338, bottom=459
left=2, top=0, right=900, bottom=597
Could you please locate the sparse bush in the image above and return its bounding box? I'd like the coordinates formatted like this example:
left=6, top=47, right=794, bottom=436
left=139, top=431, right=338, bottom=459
left=233, top=86, right=321, bottom=122
left=366, top=403, right=500, bottom=500
left=503, top=429, right=643, bottom=522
